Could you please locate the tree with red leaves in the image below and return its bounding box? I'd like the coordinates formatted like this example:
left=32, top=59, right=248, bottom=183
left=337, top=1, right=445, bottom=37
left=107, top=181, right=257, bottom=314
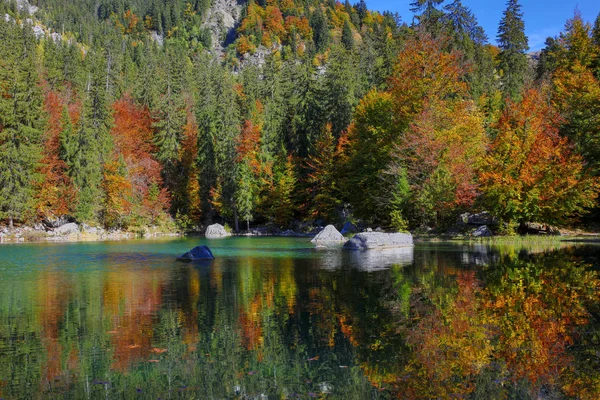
left=479, top=86, right=598, bottom=230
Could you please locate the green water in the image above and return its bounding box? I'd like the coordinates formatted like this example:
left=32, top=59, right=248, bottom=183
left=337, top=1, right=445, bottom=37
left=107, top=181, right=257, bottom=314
left=0, top=237, right=599, bottom=399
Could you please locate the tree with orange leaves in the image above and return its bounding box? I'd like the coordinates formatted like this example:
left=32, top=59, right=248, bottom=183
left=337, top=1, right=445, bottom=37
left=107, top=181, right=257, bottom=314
left=109, top=95, right=170, bottom=227
left=390, top=98, right=487, bottom=226
left=102, top=159, right=133, bottom=229
left=343, top=33, right=477, bottom=226
left=36, top=92, right=76, bottom=222
left=479, top=86, right=598, bottom=230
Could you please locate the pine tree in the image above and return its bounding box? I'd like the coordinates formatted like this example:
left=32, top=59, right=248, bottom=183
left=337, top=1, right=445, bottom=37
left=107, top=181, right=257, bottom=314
left=0, top=23, right=44, bottom=228
left=322, top=46, right=357, bottom=138
left=342, top=19, right=354, bottom=50
left=593, top=13, right=600, bottom=47
left=310, top=5, right=330, bottom=53
left=410, top=0, right=444, bottom=34
left=497, top=0, right=529, bottom=100
left=592, top=13, right=600, bottom=78
left=64, top=53, right=113, bottom=223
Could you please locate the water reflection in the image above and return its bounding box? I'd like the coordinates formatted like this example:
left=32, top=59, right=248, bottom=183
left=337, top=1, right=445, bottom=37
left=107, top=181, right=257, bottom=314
left=316, top=247, right=414, bottom=271
left=0, top=239, right=599, bottom=399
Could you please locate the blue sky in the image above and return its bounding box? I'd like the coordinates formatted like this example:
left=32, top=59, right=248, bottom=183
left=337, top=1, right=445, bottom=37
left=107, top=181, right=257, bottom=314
left=366, top=0, right=600, bottom=51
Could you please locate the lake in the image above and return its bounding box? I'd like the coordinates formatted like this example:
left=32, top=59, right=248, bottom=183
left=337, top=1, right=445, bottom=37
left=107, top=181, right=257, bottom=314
left=0, top=237, right=599, bottom=399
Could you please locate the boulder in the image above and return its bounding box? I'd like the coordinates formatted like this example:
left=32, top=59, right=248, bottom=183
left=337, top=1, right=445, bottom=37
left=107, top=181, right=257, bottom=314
left=43, top=216, right=71, bottom=228
left=472, top=225, right=492, bottom=237
left=522, top=222, right=561, bottom=235
left=311, top=225, right=346, bottom=247
left=458, top=212, right=498, bottom=226
left=55, top=223, right=79, bottom=235
left=340, top=221, right=357, bottom=235
left=344, top=232, right=413, bottom=250
left=205, top=223, right=231, bottom=238
left=177, top=245, right=215, bottom=261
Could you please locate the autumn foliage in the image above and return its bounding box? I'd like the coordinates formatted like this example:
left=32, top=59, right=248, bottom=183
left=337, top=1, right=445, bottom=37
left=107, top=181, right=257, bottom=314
left=108, top=95, right=170, bottom=227
left=36, top=90, right=77, bottom=221
left=479, top=87, right=598, bottom=227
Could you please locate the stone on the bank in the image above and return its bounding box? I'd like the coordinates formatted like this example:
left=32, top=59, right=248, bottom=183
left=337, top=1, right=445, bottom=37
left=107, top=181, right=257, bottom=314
left=55, top=222, right=79, bottom=235
left=205, top=223, right=231, bottom=238
left=344, top=232, right=413, bottom=250
left=472, top=225, right=492, bottom=237
left=43, top=216, right=71, bottom=228
left=458, top=211, right=498, bottom=226
left=340, top=221, right=357, bottom=235
left=177, top=245, right=215, bottom=261
left=311, top=225, right=346, bottom=247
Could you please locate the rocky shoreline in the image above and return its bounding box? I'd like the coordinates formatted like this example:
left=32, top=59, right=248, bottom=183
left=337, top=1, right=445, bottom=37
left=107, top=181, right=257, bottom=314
left=0, top=223, right=180, bottom=243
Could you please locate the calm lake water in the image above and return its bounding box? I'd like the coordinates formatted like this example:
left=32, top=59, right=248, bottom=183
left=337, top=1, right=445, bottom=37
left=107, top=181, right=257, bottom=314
left=1, top=237, right=599, bottom=399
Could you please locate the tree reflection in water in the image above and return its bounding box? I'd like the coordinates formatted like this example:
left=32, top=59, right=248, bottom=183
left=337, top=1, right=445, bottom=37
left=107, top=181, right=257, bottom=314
left=0, top=240, right=599, bottom=399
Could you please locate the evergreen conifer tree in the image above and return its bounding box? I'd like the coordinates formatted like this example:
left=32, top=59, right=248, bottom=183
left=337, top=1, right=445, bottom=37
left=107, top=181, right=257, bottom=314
left=497, top=0, right=529, bottom=100
left=410, top=0, right=444, bottom=34
left=0, top=23, right=44, bottom=228
left=342, top=19, right=354, bottom=50
left=310, top=5, right=330, bottom=53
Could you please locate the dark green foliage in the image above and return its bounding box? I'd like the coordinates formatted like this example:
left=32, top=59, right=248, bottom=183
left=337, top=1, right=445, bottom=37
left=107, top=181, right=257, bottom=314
left=593, top=13, right=600, bottom=46
left=537, top=37, right=561, bottom=79
left=342, top=19, right=354, bottom=50
left=2, top=0, right=597, bottom=232
left=0, top=22, right=44, bottom=226
left=497, top=0, right=529, bottom=99
left=410, top=0, right=445, bottom=34
left=64, top=54, right=113, bottom=223
left=310, top=5, right=330, bottom=53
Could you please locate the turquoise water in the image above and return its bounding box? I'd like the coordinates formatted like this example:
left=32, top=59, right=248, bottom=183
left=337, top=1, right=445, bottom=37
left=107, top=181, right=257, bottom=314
left=0, top=237, right=599, bottom=399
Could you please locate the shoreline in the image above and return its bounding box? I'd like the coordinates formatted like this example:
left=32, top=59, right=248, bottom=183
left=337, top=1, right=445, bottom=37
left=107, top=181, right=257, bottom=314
left=2, top=226, right=600, bottom=245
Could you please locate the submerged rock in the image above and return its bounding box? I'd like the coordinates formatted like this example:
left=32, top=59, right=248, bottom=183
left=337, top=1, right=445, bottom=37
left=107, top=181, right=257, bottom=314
left=177, top=245, right=215, bottom=261
left=311, top=225, right=347, bottom=247
left=344, top=232, right=413, bottom=250
left=205, top=223, right=231, bottom=238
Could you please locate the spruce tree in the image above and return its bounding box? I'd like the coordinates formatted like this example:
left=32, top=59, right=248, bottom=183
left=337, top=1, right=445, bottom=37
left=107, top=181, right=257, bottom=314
left=0, top=23, right=44, bottom=228
left=497, top=0, right=529, bottom=100
left=310, top=5, right=330, bottom=53
left=342, top=19, right=354, bottom=50
left=410, top=0, right=444, bottom=34
left=64, top=53, right=113, bottom=223
left=593, top=13, right=600, bottom=47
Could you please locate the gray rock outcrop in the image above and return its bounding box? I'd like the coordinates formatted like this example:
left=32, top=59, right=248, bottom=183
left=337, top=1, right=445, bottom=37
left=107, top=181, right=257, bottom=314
left=205, top=223, right=231, bottom=238
left=55, top=223, right=79, bottom=235
left=43, top=216, right=71, bottom=228
left=458, top=211, right=498, bottom=226
left=311, top=225, right=347, bottom=247
left=344, top=232, right=413, bottom=250
left=177, top=245, right=215, bottom=261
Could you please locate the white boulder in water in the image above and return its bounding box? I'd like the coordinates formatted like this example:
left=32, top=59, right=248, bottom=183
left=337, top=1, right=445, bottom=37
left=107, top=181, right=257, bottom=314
left=344, top=232, right=413, bottom=250
left=311, top=225, right=347, bottom=247
left=205, top=223, right=231, bottom=238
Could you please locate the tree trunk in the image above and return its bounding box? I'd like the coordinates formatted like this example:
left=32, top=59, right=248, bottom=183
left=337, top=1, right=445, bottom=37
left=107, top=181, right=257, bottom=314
left=9, top=216, right=13, bottom=230
left=234, top=207, right=239, bottom=233
left=247, top=219, right=250, bottom=231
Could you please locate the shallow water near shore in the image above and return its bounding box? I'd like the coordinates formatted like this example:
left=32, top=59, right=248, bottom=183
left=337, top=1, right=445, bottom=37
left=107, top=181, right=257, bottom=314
left=1, top=237, right=600, bottom=399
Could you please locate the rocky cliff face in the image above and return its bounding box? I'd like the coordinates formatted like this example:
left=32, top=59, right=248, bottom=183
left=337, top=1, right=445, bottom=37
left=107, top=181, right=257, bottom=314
left=203, top=0, right=243, bottom=53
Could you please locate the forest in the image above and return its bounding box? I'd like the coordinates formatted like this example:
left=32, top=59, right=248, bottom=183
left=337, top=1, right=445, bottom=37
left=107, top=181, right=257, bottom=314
left=0, top=0, right=599, bottom=234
